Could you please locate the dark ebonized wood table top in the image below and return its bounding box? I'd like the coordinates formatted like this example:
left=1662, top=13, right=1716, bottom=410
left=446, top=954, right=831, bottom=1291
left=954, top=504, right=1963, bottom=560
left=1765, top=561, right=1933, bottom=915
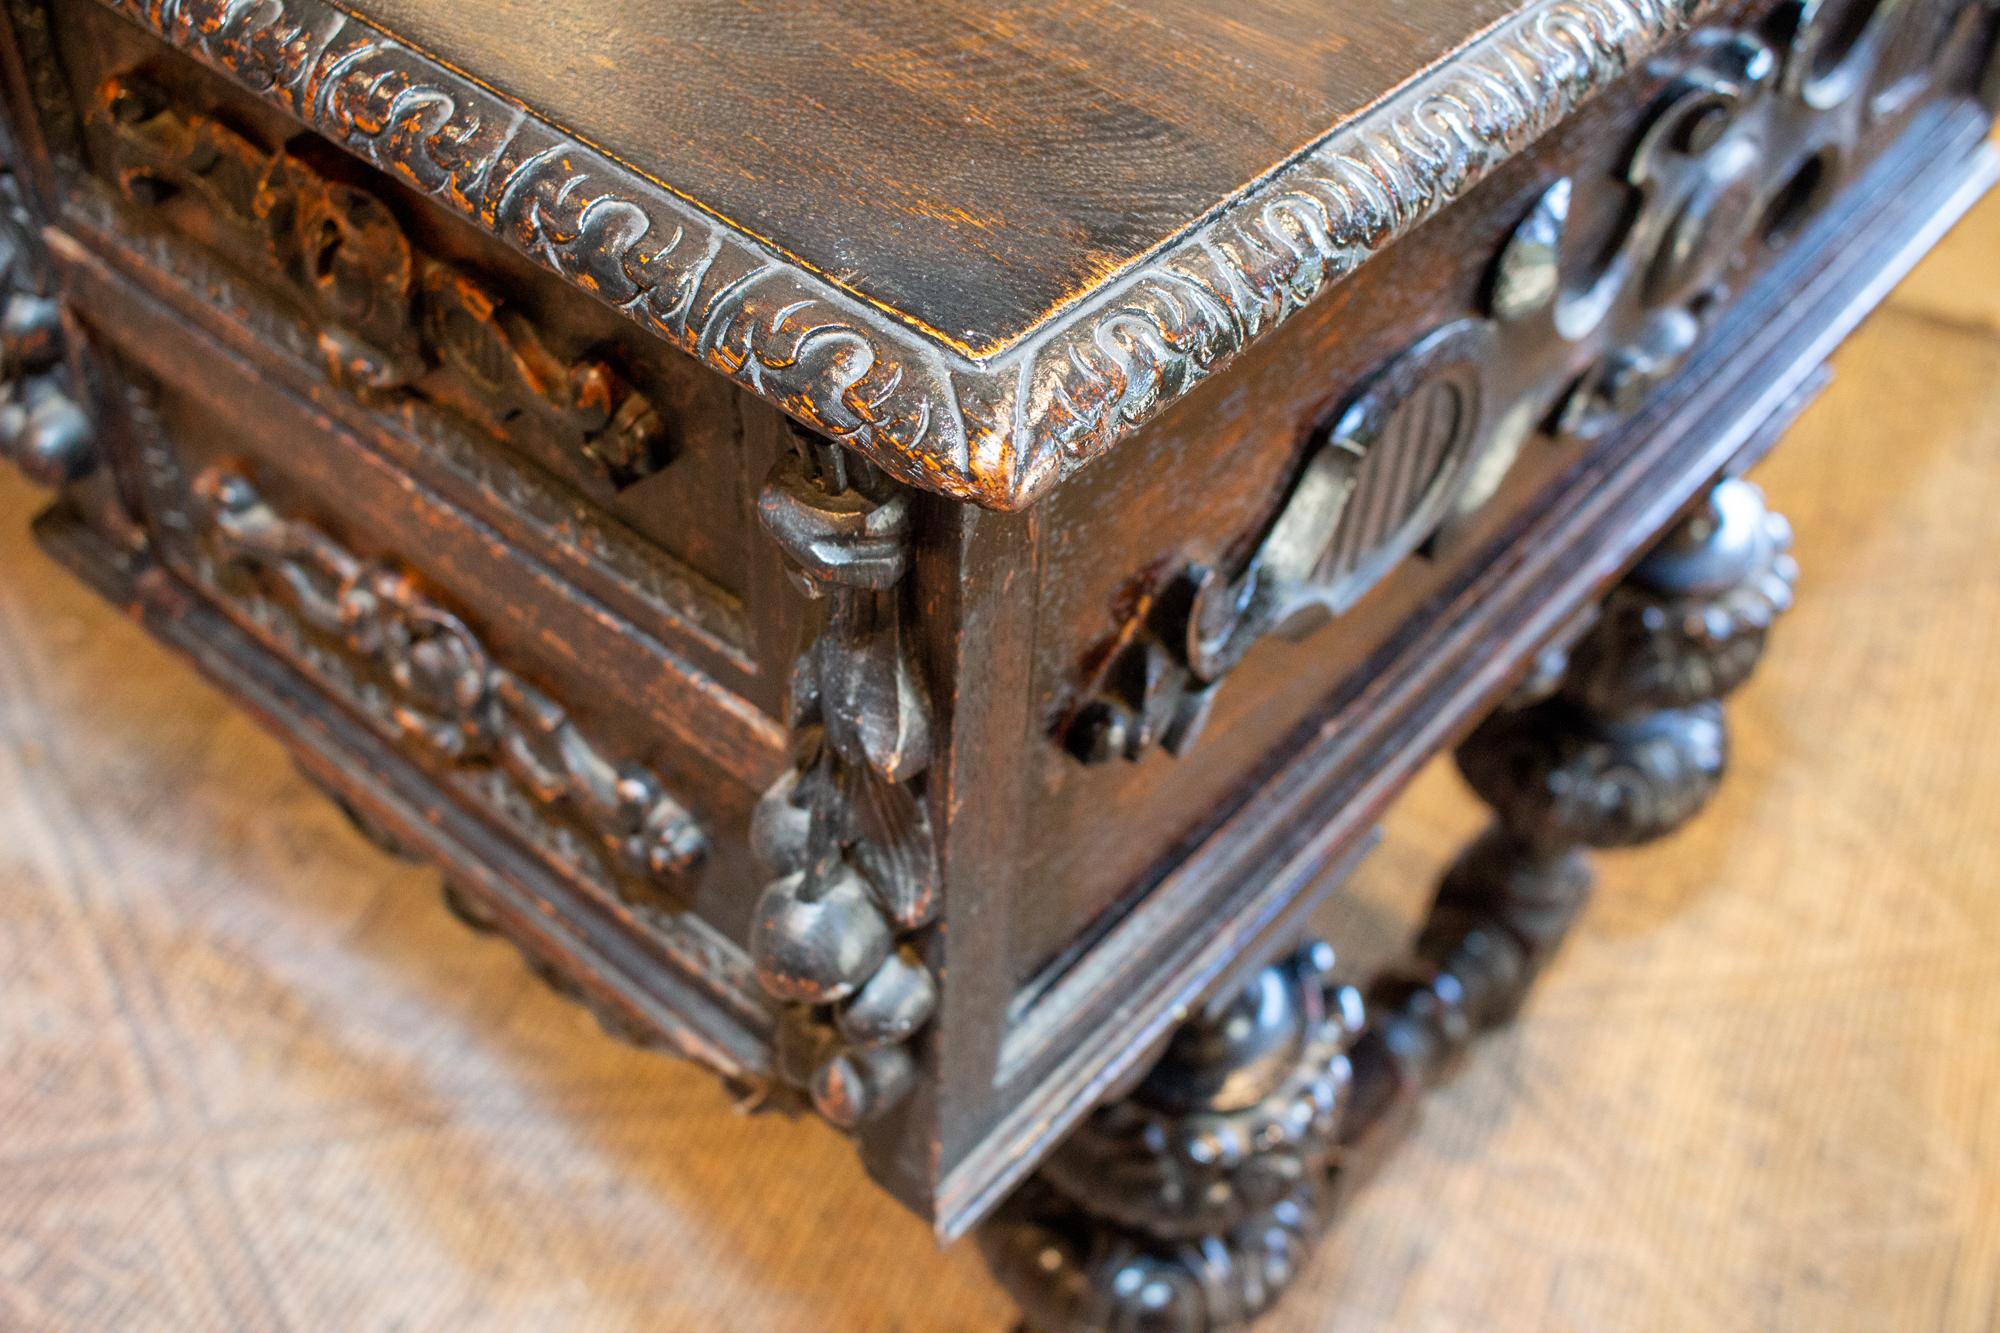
left=351, top=0, right=1519, bottom=355
left=97, top=0, right=1713, bottom=508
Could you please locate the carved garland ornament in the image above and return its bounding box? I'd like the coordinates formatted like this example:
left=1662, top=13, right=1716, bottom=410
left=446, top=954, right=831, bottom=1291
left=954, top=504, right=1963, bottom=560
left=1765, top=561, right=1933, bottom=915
left=1064, top=0, right=1949, bottom=765
left=91, top=0, right=1730, bottom=509
left=0, top=149, right=95, bottom=485
left=749, top=430, right=939, bottom=1128
left=187, top=464, right=710, bottom=904
left=89, top=75, right=674, bottom=491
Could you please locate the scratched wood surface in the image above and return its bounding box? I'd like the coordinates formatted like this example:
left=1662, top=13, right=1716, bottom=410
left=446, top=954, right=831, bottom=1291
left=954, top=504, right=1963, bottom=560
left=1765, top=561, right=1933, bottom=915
left=2, top=190, right=1998, bottom=1331
left=351, top=0, right=1519, bottom=352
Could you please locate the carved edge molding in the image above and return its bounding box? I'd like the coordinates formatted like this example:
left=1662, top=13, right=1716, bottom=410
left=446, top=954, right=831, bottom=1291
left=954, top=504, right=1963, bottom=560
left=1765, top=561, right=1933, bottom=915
left=86, top=0, right=1714, bottom=510
left=749, top=428, right=940, bottom=1129
left=1007, top=0, right=1714, bottom=502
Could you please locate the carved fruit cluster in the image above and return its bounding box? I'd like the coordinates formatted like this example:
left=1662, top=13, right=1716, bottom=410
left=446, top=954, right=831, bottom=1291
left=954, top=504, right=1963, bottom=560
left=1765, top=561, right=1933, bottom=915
left=750, top=441, right=940, bottom=1128
left=984, top=943, right=1364, bottom=1332
left=0, top=161, right=95, bottom=487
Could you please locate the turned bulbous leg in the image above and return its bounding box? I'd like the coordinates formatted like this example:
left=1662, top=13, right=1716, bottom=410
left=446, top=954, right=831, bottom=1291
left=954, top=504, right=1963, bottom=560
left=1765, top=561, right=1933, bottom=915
left=982, top=941, right=1365, bottom=1333
left=984, top=479, right=1794, bottom=1333
left=1358, top=478, right=1794, bottom=1116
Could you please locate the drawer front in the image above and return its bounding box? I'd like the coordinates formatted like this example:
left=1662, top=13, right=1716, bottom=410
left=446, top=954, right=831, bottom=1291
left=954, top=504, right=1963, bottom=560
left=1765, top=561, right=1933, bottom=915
left=33, top=0, right=804, bottom=708
left=67, top=260, right=786, bottom=1027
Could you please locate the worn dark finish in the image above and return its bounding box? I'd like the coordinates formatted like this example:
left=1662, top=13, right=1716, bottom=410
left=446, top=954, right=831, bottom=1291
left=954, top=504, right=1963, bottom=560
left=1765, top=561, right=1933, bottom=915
left=191, top=463, right=711, bottom=901
left=0, top=0, right=1995, bottom=1328
left=68, top=0, right=1748, bottom=508
left=1055, top=0, right=1945, bottom=770
left=986, top=477, right=1795, bottom=1332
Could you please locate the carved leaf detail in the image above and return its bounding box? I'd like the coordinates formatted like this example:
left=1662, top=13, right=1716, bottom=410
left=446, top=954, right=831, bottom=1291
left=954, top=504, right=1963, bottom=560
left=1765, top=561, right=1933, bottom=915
left=90, top=80, right=675, bottom=490
left=840, top=763, right=940, bottom=932
left=814, top=597, right=932, bottom=786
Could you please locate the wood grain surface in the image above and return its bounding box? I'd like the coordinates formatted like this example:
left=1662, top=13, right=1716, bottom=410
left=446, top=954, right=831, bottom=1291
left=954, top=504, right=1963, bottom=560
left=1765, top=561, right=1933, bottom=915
left=3, top=185, right=1999, bottom=1331
left=349, top=0, right=1519, bottom=351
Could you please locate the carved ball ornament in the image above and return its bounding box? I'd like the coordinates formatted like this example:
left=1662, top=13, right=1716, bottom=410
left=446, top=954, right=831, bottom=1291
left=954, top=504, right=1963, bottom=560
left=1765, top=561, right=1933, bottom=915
left=0, top=163, right=96, bottom=487
left=1567, top=480, right=1800, bottom=714
left=984, top=944, right=1365, bottom=1333
left=1038, top=943, right=1365, bottom=1240
left=1461, top=480, right=1795, bottom=853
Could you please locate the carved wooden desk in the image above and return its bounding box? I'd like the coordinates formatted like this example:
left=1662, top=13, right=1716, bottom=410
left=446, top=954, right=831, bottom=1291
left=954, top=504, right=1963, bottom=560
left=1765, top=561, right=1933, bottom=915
left=0, top=2, right=1992, bottom=1328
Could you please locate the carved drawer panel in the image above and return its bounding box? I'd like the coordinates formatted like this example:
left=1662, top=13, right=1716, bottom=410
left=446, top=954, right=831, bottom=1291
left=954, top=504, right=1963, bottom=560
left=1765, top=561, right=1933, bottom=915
left=38, top=0, right=801, bottom=709
left=74, top=290, right=786, bottom=1017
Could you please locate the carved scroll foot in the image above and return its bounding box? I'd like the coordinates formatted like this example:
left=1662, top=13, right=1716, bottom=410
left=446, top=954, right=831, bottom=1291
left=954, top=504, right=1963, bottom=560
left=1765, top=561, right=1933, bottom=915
left=987, top=479, right=1793, bottom=1332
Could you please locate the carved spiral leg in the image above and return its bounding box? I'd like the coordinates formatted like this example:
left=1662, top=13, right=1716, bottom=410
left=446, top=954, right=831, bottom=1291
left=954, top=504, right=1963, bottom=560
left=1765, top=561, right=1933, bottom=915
left=985, top=479, right=1794, bottom=1333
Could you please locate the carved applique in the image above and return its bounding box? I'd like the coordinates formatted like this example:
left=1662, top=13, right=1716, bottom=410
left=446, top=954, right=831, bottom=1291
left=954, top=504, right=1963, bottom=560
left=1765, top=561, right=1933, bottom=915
left=1061, top=0, right=1926, bottom=766
left=90, top=76, right=674, bottom=491
left=188, top=464, right=709, bottom=905
left=749, top=429, right=940, bottom=1128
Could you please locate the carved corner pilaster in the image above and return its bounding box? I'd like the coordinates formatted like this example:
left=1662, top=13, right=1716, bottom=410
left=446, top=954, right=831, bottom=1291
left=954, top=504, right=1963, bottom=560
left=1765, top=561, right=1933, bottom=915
left=750, top=428, right=940, bottom=1128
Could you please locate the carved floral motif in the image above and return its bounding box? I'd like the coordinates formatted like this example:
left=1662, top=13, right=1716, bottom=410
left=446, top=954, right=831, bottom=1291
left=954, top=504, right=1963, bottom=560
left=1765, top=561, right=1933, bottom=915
left=1062, top=0, right=1925, bottom=765
left=187, top=464, right=709, bottom=905
left=89, top=75, right=673, bottom=489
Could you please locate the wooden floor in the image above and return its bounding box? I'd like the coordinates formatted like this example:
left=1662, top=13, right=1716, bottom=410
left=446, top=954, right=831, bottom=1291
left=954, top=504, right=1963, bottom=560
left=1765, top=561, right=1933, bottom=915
left=3, top=192, right=1998, bottom=1333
